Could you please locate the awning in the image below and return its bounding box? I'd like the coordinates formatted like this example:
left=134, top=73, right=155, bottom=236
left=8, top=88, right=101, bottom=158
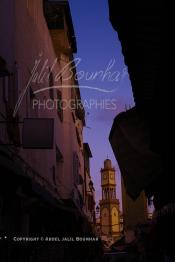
left=109, top=108, right=163, bottom=199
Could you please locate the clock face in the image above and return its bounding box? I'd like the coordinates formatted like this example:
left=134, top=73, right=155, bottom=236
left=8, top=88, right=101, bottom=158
left=110, top=174, right=114, bottom=179
left=103, top=174, right=107, bottom=179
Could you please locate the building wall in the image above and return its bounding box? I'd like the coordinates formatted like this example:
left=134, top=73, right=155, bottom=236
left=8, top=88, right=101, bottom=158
left=122, top=177, right=148, bottom=228
left=101, top=207, right=110, bottom=235
left=83, top=144, right=96, bottom=225
left=111, top=206, right=119, bottom=233
left=0, top=0, right=85, bottom=206
left=0, top=2, right=96, bottom=261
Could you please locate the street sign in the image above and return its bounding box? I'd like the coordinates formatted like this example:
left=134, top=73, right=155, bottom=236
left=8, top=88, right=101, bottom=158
left=22, top=118, right=54, bottom=149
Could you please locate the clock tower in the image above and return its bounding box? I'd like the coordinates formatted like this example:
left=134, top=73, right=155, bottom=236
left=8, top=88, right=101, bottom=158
left=100, top=159, right=121, bottom=239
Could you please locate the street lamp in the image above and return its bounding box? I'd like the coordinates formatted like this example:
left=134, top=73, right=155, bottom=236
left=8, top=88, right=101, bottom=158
left=88, top=180, right=94, bottom=192
left=148, top=197, right=154, bottom=207
left=96, top=205, right=100, bottom=214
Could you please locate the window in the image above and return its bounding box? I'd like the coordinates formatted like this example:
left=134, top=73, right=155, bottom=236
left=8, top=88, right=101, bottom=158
left=88, top=195, right=94, bottom=212
left=56, top=145, right=63, bottom=162
left=43, top=1, right=65, bottom=30
left=2, top=76, right=9, bottom=102
left=76, top=127, right=81, bottom=147
left=29, top=86, right=35, bottom=100
left=49, top=71, right=54, bottom=100
left=1, top=57, right=9, bottom=102
left=27, top=0, right=38, bottom=24
left=1, top=69, right=20, bottom=145
left=3, top=73, right=19, bottom=111
left=0, top=63, right=20, bottom=115
left=72, top=111, right=76, bottom=123
left=4, top=63, right=20, bottom=110
left=73, top=152, right=80, bottom=185
left=29, top=86, right=38, bottom=116
left=57, top=90, right=63, bottom=121
left=0, top=56, right=9, bottom=77
left=52, top=166, right=56, bottom=186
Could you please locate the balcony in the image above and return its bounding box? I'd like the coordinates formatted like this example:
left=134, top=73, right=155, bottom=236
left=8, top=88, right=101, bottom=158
left=43, top=0, right=77, bottom=55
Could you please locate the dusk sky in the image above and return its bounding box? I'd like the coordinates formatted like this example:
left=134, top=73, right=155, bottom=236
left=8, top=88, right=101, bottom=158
left=69, top=0, right=135, bottom=208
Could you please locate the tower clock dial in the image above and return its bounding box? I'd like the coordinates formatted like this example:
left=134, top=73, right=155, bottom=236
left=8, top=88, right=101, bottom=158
left=110, top=173, right=114, bottom=179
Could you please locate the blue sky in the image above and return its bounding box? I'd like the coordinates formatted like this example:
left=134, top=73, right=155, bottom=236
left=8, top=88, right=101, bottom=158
left=69, top=0, right=134, bottom=209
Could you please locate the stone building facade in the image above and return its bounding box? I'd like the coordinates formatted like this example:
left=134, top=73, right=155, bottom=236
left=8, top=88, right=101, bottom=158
left=0, top=0, right=95, bottom=261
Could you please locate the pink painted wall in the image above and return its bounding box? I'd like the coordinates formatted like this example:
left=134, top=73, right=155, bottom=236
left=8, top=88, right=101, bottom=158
left=0, top=0, right=85, bottom=207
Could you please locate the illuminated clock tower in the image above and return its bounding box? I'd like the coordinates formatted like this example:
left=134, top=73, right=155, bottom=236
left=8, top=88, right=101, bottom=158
left=100, top=159, right=121, bottom=239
